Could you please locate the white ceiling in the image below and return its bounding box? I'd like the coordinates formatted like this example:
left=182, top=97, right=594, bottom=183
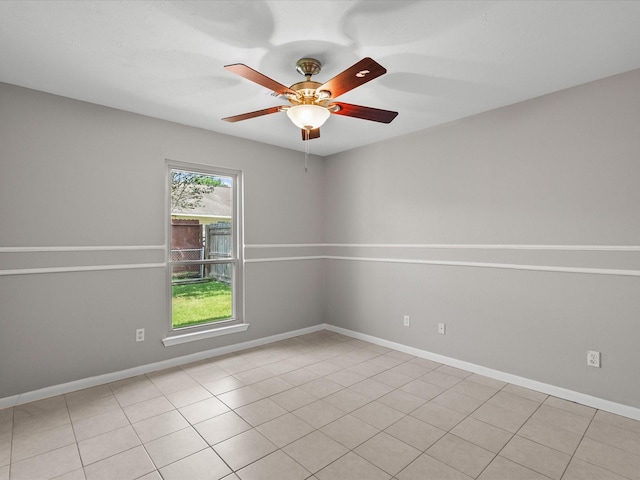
left=2, top=1, right=640, bottom=156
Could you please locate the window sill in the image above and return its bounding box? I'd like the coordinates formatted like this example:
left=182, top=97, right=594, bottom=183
left=162, top=323, right=250, bottom=347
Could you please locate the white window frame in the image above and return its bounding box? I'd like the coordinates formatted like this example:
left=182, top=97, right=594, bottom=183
left=163, top=160, right=247, bottom=347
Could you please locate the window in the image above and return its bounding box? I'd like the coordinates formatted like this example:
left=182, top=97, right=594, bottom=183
left=165, top=161, right=244, bottom=344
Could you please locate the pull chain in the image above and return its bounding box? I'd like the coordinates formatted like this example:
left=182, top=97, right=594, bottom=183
left=304, top=128, right=309, bottom=172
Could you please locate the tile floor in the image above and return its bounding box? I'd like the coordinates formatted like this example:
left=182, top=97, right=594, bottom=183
left=1, top=330, right=640, bottom=480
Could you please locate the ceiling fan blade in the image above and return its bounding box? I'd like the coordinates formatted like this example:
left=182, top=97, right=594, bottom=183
left=329, top=102, right=398, bottom=123
left=317, top=57, right=387, bottom=99
left=225, top=63, right=296, bottom=96
left=222, top=106, right=282, bottom=123
left=301, top=128, right=320, bottom=141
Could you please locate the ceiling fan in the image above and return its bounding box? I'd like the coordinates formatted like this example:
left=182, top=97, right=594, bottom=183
left=222, top=57, right=398, bottom=140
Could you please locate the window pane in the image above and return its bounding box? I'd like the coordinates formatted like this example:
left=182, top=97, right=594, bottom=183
left=171, top=265, right=233, bottom=328
left=170, top=168, right=235, bottom=330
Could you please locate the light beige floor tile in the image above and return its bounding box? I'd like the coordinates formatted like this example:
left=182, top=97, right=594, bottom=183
left=147, top=369, right=199, bottom=395
left=305, top=359, right=344, bottom=377
left=0, top=438, right=9, bottom=469
left=396, top=453, right=473, bottom=480
left=407, top=357, right=442, bottom=370
left=182, top=364, right=228, bottom=384
left=436, top=365, right=472, bottom=379
left=385, top=414, right=446, bottom=450
left=233, top=367, right=274, bottom=385
left=471, top=402, right=530, bottom=433
left=351, top=401, right=405, bottom=430
left=586, top=419, right=640, bottom=455
left=13, top=404, right=70, bottom=436
left=132, top=410, right=189, bottom=443
left=543, top=396, right=596, bottom=419
left=377, top=389, right=427, bottom=414
left=325, top=369, right=367, bottom=387
left=399, top=379, right=445, bottom=400
left=320, top=414, right=379, bottom=449
left=466, top=374, right=507, bottom=390
left=9, top=444, right=82, bottom=480
left=67, top=396, right=121, bottom=423
left=299, top=378, right=343, bottom=399
left=250, top=376, right=294, bottom=397
left=355, top=431, right=421, bottom=476
left=256, top=413, right=315, bottom=448
left=178, top=396, right=229, bottom=425
left=421, top=371, right=464, bottom=389
left=122, top=396, right=174, bottom=424
left=450, top=417, right=513, bottom=453
left=236, top=450, right=310, bottom=480
left=594, top=410, right=640, bottom=435
left=372, top=370, right=414, bottom=388
left=427, top=433, right=495, bottom=478
left=0, top=465, right=8, bottom=480
left=194, top=410, right=252, bottom=446
left=235, top=398, right=287, bottom=426
left=449, top=379, right=500, bottom=402
left=84, top=445, right=154, bottom=480
left=109, top=377, right=162, bottom=408
left=65, top=386, right=112, bottom=407
left=518, top=417, right=583, bottom=455
left=530, top=404, right=592, bottom=436
left=51, top=467, right=86, bottom=480
left=12, top=423, right=76, bottom=463
left=315, top=451, right=391, bottom=480
left=502, top=384, right=548, bottom=403
left=487, top=391, right=541, bottom=416
left=500, top=435, right=571, bottom=480
left=348, top=378, right=395, bottom=399
left=279, top=367, right=321, bottom=386
left=270, top=387, right=318, bottom=411
left=134, top=472, right=162, bottom=480
left=323, top=388, right=370, bottom=413
left=367, top=353, right=406, bottom=369
left=433, top=390, right=484, bottom=415
left=78, top=425, right=140, bottom=466
left=262, top=360, right=300, bottom=376
left=165, top=385, right=212, bottom=409
left=283, top=430, right=348, bottom=473
left=214, top=429, right=277, bottom=471
left=144, top=426, right=207, bottom=468
left=72, top=408, right=130, bottom=442
left=575, top=436, right=640, bottom=480
left=388, top=362, right=432, bottom=379
left=478, top=455, right=550, bottom=480
left=562, top=457, right=630, bottom=480
left=410, top=402, right=466, bottom=431
left=217, top=385, right=265, bottom=409
left=202, top=375, right=246, bottom=396
left=293, top=399, right=345, bottom=429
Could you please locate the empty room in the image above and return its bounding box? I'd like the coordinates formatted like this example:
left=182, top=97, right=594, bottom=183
left=1, top=1, right=639, bottom=479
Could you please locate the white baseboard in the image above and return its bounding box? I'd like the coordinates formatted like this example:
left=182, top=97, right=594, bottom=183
left=3, top=322, right=639, bottom=422
left=323, top=324, right=640, bottom=421
left=0, top=324, right=325, bottom=410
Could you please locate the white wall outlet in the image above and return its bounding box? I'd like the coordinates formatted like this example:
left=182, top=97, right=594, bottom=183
left=438, top=322, right=446, bottom=335
left=136, top=328, right=145, bottom=342
left=587, top=350, right=600, bottom=368
left=403, top=315, right=410, bottom=327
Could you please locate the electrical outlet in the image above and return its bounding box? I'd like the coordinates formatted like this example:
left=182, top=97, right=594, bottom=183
left=438, top=322, right=446, bottom=335
left=403, top=315, right=410, bottom=327
left=136, top=328, right=145, bottom=342
left=587, top=350, right=600, bottom=368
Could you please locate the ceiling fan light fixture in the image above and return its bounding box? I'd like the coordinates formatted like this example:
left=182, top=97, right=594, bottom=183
left=286, top=104, right=330, bottom=130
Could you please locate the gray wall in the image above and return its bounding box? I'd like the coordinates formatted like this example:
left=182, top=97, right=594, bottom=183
left=0, top=83, right=325, bottom=399
left=323, top=69, right=640, bottom=408
left=2, top=68, right=640, bottom=411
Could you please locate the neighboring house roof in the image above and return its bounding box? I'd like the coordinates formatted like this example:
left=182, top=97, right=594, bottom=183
left=172, top=186, right=231, bottom=218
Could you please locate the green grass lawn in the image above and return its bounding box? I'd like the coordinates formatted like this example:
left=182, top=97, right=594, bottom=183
left=172, top=280, right=232, bottom=328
